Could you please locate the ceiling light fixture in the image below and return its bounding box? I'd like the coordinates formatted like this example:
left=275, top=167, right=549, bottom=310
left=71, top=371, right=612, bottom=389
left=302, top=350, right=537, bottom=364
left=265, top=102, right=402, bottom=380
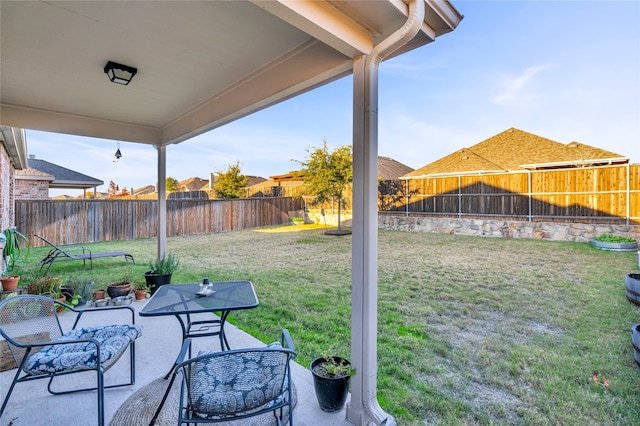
left=104, top=61, right=138, bottom=85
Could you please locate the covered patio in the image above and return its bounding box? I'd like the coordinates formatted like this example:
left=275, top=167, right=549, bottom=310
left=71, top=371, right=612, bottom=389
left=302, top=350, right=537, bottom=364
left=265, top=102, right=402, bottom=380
left=0, top=298, right=351, bottom=425
left=1, top=1, right=462, bottom=424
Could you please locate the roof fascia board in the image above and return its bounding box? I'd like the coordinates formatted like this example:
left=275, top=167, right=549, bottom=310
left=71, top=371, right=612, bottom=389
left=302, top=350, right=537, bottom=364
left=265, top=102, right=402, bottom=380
left=0, top=104, right=162, bottom=145
left=425, top=0, right=465, bottom=33
left=388, top=0, right=462, bottom=38
left=250, top=0, right=374, bottom=58
left=15, top=174, right=54, bottom=182
left=402, top=170, right=506, bottom=179
left=520, top=158, right=630, bottom=169
left=162, top=40, right=352, bottom=145
left=50, top=180, right=104, bottom=187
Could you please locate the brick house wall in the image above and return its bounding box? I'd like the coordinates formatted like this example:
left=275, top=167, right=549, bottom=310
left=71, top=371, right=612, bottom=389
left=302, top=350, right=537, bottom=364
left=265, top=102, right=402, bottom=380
left=14, top=177, right=50, bottom=200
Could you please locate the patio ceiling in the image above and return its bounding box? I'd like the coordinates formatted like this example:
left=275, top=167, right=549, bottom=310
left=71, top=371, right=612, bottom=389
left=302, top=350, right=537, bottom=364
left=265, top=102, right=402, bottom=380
left=0, top=0, right=460, bottom=147
left=1, top=2, right=463, bottom=425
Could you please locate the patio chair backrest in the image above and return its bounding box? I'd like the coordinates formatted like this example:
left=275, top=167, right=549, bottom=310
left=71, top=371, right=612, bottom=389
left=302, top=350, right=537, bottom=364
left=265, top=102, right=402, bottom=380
left=184, top=345, right=294, bottom=416
left=0, top=295, right=64, bottom=365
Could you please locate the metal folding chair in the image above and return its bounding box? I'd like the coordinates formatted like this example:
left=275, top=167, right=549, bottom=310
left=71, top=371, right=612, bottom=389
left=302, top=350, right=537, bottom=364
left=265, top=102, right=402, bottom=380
left=0, top=295, right=142, bottom=426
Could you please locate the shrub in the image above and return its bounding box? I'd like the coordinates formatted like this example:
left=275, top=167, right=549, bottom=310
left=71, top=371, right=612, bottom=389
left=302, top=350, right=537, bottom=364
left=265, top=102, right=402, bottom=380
left=593, top=234, right=636, bottom=243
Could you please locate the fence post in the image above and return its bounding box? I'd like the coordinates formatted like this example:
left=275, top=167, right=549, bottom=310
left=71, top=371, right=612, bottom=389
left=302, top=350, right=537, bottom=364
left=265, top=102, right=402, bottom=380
left=404, top=179, right=409, bottom=217
left=527, top=170, right=532, bottom=222
left=627, top=163, right=631, bottom=226
left=458, top=175, right=462, bottom=219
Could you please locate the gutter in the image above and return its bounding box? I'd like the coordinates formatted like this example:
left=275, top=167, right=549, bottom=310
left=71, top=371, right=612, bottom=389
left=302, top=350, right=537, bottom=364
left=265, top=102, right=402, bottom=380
left=360, top=1, right=425, bottom=425
left=520, top=157, right=630, bottom=169
left=0, top=126, right=28, bottom=169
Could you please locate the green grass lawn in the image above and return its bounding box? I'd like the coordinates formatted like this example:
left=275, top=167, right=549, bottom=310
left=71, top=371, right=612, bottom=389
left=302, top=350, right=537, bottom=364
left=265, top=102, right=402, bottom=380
left=9, top=225, right=640, bottom=425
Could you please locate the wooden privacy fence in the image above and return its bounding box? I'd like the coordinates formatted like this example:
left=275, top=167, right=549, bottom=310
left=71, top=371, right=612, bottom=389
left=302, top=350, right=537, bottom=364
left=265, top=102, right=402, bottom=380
left=16, top=197, right=302, bottom=246
left=380, top=164, right=640, bottom=224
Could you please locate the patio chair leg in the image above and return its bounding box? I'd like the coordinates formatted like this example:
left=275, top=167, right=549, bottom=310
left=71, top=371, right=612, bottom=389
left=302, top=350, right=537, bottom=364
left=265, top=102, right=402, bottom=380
left=0, top=367, right=22, bottom=418
left=97, top=368, right=105, bottom=426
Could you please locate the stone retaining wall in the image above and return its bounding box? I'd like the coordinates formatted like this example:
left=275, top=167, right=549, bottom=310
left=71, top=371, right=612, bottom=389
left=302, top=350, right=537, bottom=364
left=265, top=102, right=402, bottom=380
left=378, top=215, right=640, bottom=243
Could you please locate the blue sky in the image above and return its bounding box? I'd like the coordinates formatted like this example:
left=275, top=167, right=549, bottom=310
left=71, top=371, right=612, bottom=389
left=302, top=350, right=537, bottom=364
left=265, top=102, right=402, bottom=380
left=26, top=1, right=639, bottom=196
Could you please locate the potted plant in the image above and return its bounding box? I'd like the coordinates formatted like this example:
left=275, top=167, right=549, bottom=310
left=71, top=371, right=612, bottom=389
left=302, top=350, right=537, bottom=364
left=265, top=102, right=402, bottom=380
left=25, top=276, right=62, bottom=296
left=1, top=273, right=20, bottom=292
left=1, top=228, right=29, bottom=291
left=144, top=253, right=179, bottom=294
left=591, top=234, right=638, bottom=251
left=626, top=273, right=640, bottom=306
left=310, top=353, right=355, bottom=412
left=61, top=279, right=93, bottom=307
left=133, top=281, right=149, bottom=300
left=1, top=227, right=30, bottom=273
left=25, top=276, right=69, bottom=312
left=106, top=280, right=133, bottom=299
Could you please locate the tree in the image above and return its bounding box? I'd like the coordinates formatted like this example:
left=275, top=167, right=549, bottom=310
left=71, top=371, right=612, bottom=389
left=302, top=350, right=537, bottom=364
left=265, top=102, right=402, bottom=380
left=106, top=181, right=120, bottom=199
left=106, top=181, right=131, bottom=198
left=166, top=177, right=180, bottom=192
left=297, top=140, right=352, bottom=233
left=213, top=161, right=248, bottom=199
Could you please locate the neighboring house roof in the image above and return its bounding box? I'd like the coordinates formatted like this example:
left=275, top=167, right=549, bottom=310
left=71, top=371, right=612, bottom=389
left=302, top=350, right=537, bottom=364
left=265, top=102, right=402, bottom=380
left=404, top=128, right=628, bottom=178
left=245, top=175, right=267, bottom=187
left=133, top=185, right=156, bottom=196
left=198, top=175, right=267, bottom=190
left=261, top=157, right=414, bottom=187
left=26, top=157, right=104, bottom=189
left=377, top=156, right=414, bottom=180
left=14, top=167, right=55, bottom=182
left=179, top=177, right=208, bottom=192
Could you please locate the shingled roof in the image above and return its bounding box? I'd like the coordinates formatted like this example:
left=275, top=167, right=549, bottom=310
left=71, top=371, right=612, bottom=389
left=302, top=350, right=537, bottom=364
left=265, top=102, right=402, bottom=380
left=257, top=157, right=414, bottom=188
left=25, top=157, right=103, bottom=189
left=377, top=156, right=414, bottom=180
left=404, top=128, right=628, bottom=178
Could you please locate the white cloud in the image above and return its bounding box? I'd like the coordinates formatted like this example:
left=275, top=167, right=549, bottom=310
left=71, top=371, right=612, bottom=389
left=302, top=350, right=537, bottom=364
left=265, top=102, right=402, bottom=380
left=489, top=64, right=555, bottom=105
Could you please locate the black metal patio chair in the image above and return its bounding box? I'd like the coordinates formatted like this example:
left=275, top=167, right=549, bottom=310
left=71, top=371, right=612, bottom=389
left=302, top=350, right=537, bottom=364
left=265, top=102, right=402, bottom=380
left=0, top=295, right=142, bottom=426
left=150, top=329, right=296, bottom=426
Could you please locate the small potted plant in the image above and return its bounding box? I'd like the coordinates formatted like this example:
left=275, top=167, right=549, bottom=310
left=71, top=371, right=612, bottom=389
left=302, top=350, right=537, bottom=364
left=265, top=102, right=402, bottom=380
left=61, top=279, right=93, bottom=307
left=1, top=272, right=20, bottom=292
left=310, top=352, right=355, bottom=412
left=133, top=281, right=149, bottom=300
left=25, top=276, right=69, bottom=312
left=144, top=253, right=179, bottom=294
left=1, top=228, right=29, bottom=291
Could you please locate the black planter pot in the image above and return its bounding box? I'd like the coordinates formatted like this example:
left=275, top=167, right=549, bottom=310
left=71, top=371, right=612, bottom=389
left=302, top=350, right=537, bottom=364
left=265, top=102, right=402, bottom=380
left=310, top=357, right=351, bottom=412
left=144, top=272, right=172, bottom=295
left=106, top=282, right=132, bottom=299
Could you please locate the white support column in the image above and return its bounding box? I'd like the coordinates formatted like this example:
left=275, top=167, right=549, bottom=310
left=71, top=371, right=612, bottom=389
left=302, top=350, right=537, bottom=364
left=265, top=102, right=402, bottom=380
left=156, top=144, right=167, bottom=259
left=348, top=2, right=425, bottom=424
left=347, top=53, right=396, bottom=426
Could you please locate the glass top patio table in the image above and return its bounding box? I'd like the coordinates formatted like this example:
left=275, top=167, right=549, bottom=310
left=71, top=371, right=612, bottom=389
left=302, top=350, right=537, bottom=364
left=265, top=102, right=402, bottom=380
left=139, top=281, right=259, bottom=353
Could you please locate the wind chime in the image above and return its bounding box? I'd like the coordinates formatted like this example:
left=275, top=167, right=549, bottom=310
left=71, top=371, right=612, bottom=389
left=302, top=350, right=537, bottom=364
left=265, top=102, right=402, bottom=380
left=114, top=142, right=122, bottom=162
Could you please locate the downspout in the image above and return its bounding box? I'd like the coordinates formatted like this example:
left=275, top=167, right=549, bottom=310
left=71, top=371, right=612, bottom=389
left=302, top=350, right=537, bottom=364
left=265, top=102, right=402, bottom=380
left=350, top=1, right=425, bottom=425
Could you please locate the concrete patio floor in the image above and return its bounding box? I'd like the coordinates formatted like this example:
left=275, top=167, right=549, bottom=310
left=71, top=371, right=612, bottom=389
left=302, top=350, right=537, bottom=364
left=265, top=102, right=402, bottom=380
left=0, top=298, right=354, bottom=426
